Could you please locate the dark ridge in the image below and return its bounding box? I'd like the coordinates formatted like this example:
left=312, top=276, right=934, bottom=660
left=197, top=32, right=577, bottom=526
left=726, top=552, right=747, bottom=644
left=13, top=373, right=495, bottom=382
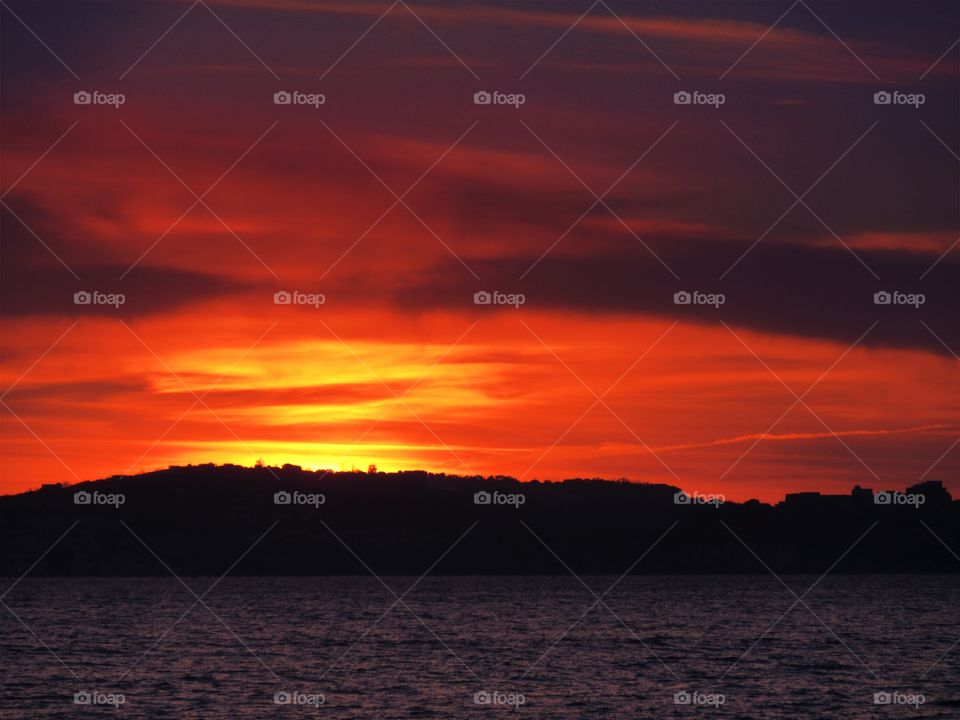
left=1, top=464, right=956, bottom=576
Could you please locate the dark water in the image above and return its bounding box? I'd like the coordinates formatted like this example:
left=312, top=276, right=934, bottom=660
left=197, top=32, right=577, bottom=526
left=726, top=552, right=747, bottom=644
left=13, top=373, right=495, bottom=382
left=0, top=576, right=957, bottom=718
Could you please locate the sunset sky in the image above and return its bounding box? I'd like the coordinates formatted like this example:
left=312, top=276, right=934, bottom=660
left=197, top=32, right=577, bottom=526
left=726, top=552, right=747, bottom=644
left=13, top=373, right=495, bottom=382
left=1, top=0, right=957, bottom=500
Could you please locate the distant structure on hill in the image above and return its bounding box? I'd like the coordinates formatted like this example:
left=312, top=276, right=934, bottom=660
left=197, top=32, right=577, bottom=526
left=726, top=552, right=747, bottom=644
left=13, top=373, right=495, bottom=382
left=782, top=480, right=953, bottom=509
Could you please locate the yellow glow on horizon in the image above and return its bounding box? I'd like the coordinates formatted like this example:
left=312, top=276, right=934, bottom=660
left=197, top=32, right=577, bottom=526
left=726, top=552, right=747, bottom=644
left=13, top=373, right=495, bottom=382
left=151, top=439, right=474, bottom=478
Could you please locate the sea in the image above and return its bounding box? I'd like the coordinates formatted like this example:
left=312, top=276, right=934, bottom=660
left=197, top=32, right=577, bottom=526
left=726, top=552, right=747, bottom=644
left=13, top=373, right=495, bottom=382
left=0, top=575, right=957, bottom=718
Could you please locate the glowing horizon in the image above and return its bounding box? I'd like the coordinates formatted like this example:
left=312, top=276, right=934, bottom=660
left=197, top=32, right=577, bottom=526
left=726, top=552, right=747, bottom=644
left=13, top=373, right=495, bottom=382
left=1, top=0, right=957, bottom=503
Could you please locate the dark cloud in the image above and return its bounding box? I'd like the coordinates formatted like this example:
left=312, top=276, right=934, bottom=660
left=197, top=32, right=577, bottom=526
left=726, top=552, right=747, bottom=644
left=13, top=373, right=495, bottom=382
left=1, top=261, right=257, bottom=318
left=1, top=196, right=259, bottom=317
left=399, top=237, right=960, bottom=355
left=2, top=377, right=149, bottom=403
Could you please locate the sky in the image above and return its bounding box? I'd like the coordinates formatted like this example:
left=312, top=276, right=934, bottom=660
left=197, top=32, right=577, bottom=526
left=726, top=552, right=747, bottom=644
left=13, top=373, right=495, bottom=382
left=0, top=0, right=957, bottom=501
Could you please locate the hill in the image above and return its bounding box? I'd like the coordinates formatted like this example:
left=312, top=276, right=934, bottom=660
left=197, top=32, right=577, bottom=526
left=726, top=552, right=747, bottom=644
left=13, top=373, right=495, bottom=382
left=1, top=464, right=957, bottom=575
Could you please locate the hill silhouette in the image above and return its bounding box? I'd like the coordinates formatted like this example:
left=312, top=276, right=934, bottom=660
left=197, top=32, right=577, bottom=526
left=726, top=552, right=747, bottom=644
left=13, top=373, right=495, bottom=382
left=1, top=464, right=957, bottom=575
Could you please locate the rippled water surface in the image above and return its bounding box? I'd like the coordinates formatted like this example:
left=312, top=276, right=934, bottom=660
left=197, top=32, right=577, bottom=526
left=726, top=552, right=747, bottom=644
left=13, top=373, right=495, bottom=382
left=1, top=576, right=958, bottom=718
